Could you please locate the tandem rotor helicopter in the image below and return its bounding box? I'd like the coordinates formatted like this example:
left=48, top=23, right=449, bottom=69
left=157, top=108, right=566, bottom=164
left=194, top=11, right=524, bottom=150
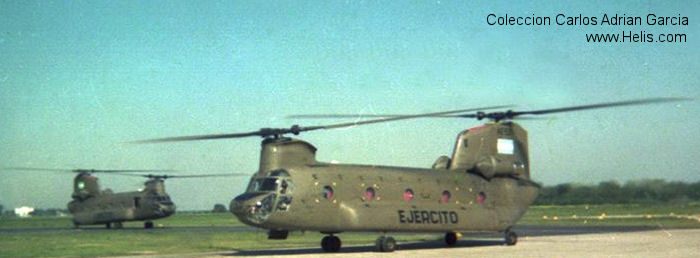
left=135, top=97, right=688, bottom=252
left=4, top=167, right=244, bottom=229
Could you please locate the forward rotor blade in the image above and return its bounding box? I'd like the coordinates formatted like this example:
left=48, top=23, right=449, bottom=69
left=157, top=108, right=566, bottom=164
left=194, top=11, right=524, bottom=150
left=3, top=167, right=74, bottom=173
left=115, top=173, right=250, bottom=179
left=164, top=173, right=250, bottom=178
left=129, top=131, right=266, bottom=143
left=3, top=167, right=174, bottom=174
left=84, top=169, right=176, bottom=173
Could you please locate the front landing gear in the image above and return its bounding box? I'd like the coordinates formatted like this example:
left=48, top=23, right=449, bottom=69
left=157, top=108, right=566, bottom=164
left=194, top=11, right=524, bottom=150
left=144, top=221, right=154, bottom=229
left=375, top=236, right=396, bottom=252
left=321, top=235, right=341, bottom=252
left=444, top=232, right=458, bottom=246
left=505, top=229, right=517, bottom=246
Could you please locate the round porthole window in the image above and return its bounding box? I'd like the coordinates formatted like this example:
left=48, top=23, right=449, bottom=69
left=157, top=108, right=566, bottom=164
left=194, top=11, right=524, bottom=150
left=403, top=189, right=414, bottom=201
left=364, top=187, right=376, bottom=200
left=440, top=191, right=451, bottom=203
left=323, top=186, right=334, bottom=200
left=477, top=192, right=486, bottom=204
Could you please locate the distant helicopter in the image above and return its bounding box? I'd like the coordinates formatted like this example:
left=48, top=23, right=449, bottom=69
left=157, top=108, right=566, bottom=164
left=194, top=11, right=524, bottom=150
left=135, top=97, right=688, bottom=252
left=5, top=167, right=245, bottom=229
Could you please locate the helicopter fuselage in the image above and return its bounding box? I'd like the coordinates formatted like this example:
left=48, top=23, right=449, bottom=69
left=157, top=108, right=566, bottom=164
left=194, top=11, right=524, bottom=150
left=232, top=164, right=538, bottom=233
left=69, top=176, right=176, bottom=227
left=69, top=191, right=175, bottom=226
left=230, top=134, right=539, bottom=234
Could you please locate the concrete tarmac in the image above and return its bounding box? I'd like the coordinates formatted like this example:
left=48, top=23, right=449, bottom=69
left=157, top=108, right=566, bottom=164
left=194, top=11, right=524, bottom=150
left=8, top=226, right=697, bottom=257
left=134, top=228, right=700, bottom=258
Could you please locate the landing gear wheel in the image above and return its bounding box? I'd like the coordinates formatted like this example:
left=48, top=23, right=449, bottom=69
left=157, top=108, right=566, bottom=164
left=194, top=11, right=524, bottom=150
left=105, top=223, right=111, bottom=229
left=144, top=221, right=154, bottom=229
left=375, top=236, right=385, bottom=252
left=375, top=236, right=396, bottom=252
left=321, top=235, right=341, bottom=252
left=505, top=229, right=517, bottom=246
left=445, top=232, right=458, bottom=246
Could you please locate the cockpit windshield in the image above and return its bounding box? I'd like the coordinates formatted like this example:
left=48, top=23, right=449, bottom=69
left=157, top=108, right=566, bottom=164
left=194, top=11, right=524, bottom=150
left=148, top=195, right=173, bottom=205
left=247, top=178, right=279, bottom=192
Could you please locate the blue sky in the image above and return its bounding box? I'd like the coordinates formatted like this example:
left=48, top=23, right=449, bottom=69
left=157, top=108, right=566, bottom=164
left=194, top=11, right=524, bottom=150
left=1, top=1, right=698, bottom=210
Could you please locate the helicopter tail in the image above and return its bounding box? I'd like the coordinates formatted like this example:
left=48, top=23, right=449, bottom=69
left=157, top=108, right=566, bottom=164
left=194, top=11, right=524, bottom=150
left=448, top=122, right=530, bottom=179
left=72, top=174, right=101, bottom=200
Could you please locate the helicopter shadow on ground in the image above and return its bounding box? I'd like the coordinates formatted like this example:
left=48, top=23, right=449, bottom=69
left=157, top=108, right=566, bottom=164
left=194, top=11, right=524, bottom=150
left=223, top=225, right=659, bottom=256
left=225, top=239, right=504, bottom=257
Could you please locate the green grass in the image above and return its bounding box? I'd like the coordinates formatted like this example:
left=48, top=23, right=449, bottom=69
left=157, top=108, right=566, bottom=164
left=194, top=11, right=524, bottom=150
left=0, top=229, right=438, bottom=257
left=0, top=212, right=244, bottom=229
left=1, top=204, right=700, bottom=257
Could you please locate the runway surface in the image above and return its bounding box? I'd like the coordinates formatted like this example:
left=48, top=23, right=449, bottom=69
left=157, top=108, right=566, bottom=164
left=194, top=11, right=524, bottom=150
left=5, top=225, right=698, bottom=257
left=0, top=224, right=652, bottom=236
left=218, top=228, right=700, bottom=258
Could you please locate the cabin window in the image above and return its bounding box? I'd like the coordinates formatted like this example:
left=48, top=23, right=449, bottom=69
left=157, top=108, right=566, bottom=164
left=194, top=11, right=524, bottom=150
left=364, top=187, right=376, bottom=200
left=477, top=192, right=486, bottom=204
left=497, top=138, right=514, bottom=155
left=440, top=191, right=451, bottom=203
left=403, top=189, right=414, bottom=201
left=322, top=186, right=334, bottom=200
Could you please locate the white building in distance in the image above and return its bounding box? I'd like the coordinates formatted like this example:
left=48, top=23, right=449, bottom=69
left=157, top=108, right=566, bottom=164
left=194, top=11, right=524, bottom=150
left=14, top=206, right=35, bottom=218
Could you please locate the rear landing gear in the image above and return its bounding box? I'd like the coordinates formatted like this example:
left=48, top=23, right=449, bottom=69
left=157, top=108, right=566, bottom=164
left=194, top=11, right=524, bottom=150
left=375, top=236, right=396, bottom=252
left=505, top=228, right=517, bottom=246
left=444, top=232, right=458, bottom=246
left=144, top=221, right=154, bottom=229
left=321, top=235, right=341, bottom=252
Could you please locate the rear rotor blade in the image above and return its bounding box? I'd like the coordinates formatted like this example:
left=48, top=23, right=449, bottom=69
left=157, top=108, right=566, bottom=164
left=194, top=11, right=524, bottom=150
left=451, top=97, right=690, bottom=121
left=132, top=105, right=513, bottom=143
left=298, top=105, right=514, bottom=131
left=285, top=105, right=512, bottom=119
left=511, top=97, right=690, bottom=117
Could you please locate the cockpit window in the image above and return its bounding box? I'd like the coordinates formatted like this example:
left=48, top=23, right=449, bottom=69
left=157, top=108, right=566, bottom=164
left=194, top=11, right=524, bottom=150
left=260, top=178, right=278, bottom=191
left=268, top=169, right=290, bottom=177
left=247, top=178, right=279, bottom=192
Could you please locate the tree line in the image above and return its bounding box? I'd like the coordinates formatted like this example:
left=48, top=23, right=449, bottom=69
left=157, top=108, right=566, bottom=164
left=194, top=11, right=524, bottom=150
left=535, top=179, right=700, bottom=205
left=2, top=179, right=699, bottom=215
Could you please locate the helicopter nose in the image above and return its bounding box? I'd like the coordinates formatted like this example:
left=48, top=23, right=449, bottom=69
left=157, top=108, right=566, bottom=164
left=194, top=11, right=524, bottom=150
left=230, top=192, right=270, bottom=224
left=230, top=193, right=261, bottom=214
left=159, top=203, right=176, bottom=216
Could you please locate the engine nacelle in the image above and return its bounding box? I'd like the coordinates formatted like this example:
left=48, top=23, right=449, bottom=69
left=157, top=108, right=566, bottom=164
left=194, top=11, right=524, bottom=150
left=475, top=155, right=519, bottom=178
